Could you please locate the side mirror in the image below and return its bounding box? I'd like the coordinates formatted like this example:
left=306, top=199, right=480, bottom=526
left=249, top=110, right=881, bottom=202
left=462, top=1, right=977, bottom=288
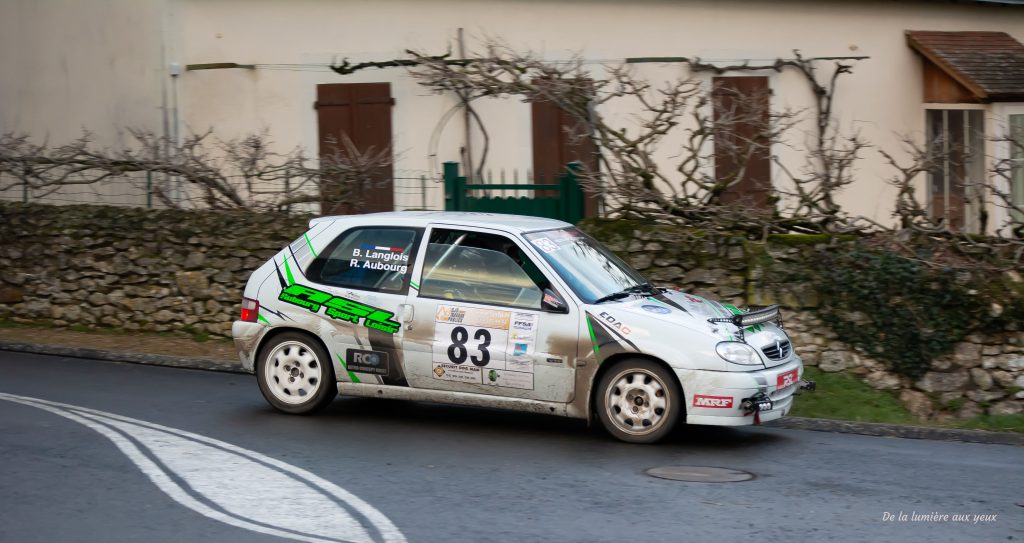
left=541, top=288, right=568, bottom=313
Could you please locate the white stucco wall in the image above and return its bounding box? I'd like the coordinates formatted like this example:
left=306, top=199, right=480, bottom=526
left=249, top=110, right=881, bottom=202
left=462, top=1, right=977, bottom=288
left=174, top=0, right=1024, bottom=222
left=0, top=0, right=172, bottom=206
left=4, top=0, right=1023, bottom=223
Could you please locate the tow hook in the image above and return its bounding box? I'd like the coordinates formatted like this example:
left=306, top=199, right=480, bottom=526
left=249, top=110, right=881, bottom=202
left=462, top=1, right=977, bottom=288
left=797, top=379, right=817, bottom=393
left=740, top=392, right=773, bottom=415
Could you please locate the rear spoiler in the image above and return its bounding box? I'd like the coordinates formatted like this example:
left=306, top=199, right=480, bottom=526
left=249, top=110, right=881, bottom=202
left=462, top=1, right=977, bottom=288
left=707, top=304, right=782, bottom=341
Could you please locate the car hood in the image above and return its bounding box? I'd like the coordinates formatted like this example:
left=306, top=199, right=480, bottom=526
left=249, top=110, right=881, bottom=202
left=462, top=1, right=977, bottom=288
left=584, top=289, right=792, bottom=368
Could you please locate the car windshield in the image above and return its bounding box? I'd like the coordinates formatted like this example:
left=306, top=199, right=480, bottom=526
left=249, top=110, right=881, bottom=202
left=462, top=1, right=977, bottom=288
left=524, top=228, right=650, bottom=304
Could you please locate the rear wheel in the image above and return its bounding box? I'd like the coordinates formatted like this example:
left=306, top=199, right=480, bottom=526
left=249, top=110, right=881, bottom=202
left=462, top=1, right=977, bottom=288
left=596, top=359, right=681, bottom=444
left=256, top=332, right=337, bottom=414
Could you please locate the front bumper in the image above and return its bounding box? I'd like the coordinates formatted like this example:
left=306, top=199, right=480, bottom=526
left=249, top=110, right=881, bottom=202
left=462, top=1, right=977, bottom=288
left=231, top=320, right=265, bottom=373
left=677, top=356, right=804, bottom=426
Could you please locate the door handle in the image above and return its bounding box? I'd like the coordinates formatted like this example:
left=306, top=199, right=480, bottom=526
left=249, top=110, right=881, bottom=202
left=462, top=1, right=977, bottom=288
left=398, top=304, right=415, bottom=330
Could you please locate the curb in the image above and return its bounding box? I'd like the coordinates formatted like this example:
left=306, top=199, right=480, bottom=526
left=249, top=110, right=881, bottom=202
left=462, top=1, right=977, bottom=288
left=0, top=341, right=247, bottom=375
left=2, top=340, right=1020, bottom=446
left=766, top=415, right=1024, bottom=447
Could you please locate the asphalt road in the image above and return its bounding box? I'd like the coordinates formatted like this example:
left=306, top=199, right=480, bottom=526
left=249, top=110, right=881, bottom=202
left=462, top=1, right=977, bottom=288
left=0, top=352, right=1020, bottom=543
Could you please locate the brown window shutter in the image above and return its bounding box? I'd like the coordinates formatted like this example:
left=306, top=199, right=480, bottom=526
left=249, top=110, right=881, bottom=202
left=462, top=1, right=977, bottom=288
left=712, top=76, right=772, bottom=208
left=530, top=81, right=599, bottom=217
left=316, top=83, right=394, bottom=215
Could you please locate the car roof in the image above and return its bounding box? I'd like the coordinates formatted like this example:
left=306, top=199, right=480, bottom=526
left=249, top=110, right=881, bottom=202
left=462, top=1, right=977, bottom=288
left=309, top=211, right=573, bottom=234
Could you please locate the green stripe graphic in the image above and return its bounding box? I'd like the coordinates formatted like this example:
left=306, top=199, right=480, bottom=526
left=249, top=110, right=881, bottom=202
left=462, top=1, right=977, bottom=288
left=304, top=232, right=318, bottom=258
left=257, top=314, right=271, bottom=326
left=283, top=257, right=295, bottom=286
left=336, top=354, right=361, bottom=384
left=586, top=316, right=599, bottom=355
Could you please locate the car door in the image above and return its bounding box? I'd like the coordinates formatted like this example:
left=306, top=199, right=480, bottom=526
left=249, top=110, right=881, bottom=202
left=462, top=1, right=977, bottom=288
left=399, top=224, right=579, bottom=403
left=294, top=223, right=423, bottom=386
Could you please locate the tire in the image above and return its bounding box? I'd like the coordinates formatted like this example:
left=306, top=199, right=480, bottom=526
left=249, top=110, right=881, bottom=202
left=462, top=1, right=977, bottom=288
left=255, top=332, right=337, bottom=414
left=596, top=359, right=682, bottom=444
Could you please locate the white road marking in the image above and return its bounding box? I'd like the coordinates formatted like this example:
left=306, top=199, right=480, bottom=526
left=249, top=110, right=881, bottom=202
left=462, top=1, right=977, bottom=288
left=0, top=393, right=406, bottom=543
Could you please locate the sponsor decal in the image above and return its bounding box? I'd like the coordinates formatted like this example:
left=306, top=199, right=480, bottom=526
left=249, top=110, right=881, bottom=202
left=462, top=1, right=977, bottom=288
left=542, top=292, right=561, bottom=308
left=531, top=237, right=559, bottom=253
left=512, top=317, right=534, bottom=331
left=777, top=368, right=799, bottom=388
left=344, top=349, right=389, bottom=376
left=693, top=395, right=734, bottom=408
left=641, top=304, right=671, bottom=315
left=598, top=312, right=632, bottom=335
left=435, top=305, right=510, bottom=329
left=277, top=284, right=401, bottom=334
left=481, top=368, right=534, bottom=390
left=433, top=306, right=536, bottom=375
left=431, top=362, right=481, bottom=384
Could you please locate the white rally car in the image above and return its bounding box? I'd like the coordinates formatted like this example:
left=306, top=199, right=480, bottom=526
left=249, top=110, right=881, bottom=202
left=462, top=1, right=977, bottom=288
left=233, top=212, right=812, bottom=443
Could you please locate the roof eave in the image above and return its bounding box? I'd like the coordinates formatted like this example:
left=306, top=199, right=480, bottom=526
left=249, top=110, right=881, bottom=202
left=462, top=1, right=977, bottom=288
left=905, top=31, right=991, bottom=101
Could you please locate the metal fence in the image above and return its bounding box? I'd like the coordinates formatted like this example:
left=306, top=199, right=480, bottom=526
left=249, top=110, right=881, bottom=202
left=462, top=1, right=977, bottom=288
left=0, top=165, right=583, bottom=217
left=0, top=171, right=450, bottom=214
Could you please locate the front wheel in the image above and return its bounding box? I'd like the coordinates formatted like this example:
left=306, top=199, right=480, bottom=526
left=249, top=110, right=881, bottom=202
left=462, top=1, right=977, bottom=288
left=596, top=359, right=681, bottom=443
left=256, top=332, right=337, bottom=414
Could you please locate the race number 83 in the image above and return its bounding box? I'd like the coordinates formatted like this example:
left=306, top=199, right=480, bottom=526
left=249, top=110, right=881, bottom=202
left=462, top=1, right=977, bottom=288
left=447, top=326, right=491, bottom=366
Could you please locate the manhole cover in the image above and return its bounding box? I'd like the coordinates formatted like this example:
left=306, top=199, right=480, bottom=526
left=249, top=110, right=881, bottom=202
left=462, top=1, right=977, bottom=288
left=644, top=466, right=754, bottom=483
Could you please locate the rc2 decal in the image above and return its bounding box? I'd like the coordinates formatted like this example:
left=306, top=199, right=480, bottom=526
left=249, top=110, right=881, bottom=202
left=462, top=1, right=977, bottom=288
left=277, top=283, right=401, bottom=334
left=345, top=348, right=390, bottom=376
left=693, top=395, right=734, bottom=408
left=776, top=368, right=799, bottom=388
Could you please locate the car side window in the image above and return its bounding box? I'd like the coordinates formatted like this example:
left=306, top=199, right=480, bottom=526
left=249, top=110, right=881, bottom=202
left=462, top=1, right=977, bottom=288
left=307, top=227, right=420, bottom=293
left=419, top=229, right=548, bottom=309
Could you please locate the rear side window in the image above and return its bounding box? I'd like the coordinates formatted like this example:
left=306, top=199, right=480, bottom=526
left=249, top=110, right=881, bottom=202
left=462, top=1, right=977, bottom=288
left=307, top=227, right=421, bottom=293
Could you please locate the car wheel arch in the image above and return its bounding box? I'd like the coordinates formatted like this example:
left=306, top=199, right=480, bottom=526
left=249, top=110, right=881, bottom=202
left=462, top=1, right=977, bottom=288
left=254, top=326, right=337, bottom=381
left=587, top=353, right=684, bottom=420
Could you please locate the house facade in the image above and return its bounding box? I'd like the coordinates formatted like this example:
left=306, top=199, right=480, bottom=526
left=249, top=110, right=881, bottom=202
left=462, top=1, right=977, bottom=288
left=2, top=0, right=1023, bottom=232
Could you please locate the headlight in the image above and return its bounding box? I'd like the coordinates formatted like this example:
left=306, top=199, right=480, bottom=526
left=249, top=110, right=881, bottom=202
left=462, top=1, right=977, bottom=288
left=715, top=341, right=763, bottom=366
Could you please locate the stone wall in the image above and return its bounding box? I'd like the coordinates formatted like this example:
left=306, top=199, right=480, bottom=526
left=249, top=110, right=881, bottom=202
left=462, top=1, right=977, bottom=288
left=0, top=203, right=1020, bottom=420
left=581, top=219, right=1023, bottom=420
left=0, top=203, right=310, bottom=337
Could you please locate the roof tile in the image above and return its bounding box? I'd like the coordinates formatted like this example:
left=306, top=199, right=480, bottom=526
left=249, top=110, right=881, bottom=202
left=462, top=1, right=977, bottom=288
left=906, top=30, right=1024, bottom=101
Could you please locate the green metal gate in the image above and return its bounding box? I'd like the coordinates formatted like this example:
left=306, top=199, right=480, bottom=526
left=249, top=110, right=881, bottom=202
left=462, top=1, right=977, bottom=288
left=443, top=161, right=585, bottom=224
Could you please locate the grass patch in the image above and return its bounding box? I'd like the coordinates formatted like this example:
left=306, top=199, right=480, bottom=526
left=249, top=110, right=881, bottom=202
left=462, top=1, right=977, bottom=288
left=954, top=415, right=1024, bottom=433
left=792, top=366, right=1024, bottom=433
left=790, top=366, right=913, bottom=424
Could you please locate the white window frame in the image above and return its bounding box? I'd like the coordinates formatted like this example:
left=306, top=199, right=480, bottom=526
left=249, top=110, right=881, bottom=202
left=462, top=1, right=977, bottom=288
left=922, top=103, right=988, bottom=233
left=990, top=103, right=1024, bottom=233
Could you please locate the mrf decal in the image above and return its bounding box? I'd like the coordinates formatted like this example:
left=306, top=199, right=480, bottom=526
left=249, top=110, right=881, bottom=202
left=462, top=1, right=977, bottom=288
left=278, top=284, right=401, bottom=334
left=693, top=395, right=734, bottom=408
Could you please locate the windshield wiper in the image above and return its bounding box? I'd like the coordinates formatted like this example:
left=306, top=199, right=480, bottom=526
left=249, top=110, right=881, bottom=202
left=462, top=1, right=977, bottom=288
left=593, top=283, right=658, bottom=304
